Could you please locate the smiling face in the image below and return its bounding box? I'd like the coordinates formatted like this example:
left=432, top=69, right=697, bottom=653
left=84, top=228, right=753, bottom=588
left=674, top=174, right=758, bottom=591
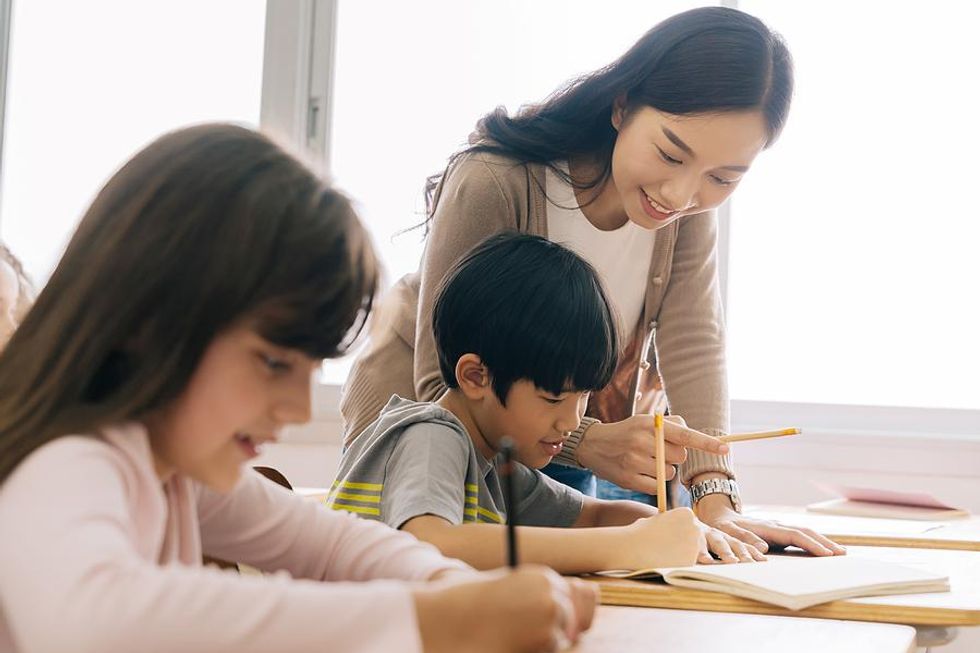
left=480, top=380, right=590, bottom=469
left=440, top=354, right=592, bottom=469
left=144, top=324, right=320, bottom=493
left=608, top=104, right=768, bottom=230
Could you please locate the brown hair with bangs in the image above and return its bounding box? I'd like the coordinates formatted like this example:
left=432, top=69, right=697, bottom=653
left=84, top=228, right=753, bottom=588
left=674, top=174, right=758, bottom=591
left=0, top=123, right=378, bottom=482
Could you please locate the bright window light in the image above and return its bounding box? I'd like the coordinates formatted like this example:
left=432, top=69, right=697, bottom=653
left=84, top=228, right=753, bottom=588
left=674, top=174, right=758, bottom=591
left=0, top=0, right=266, bottom=282
left=727, top=2, right=980, bottom=410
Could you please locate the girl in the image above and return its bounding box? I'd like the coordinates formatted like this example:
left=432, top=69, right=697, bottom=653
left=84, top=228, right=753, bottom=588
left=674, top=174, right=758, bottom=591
left=0, top=124, right=594, bottom=653
left=340, top=7, right=844, bottom=560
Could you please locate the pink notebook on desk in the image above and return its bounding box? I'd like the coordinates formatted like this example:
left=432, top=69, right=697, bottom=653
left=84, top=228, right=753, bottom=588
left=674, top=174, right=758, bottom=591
left=807, top=484, right=969, bottom=521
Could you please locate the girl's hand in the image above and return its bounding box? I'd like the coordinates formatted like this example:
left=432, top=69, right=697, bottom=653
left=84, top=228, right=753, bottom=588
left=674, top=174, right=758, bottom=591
left=695, top=494, right=847, bottom=558
left=576, top=416, right=729, bottom=494
left=414, top=565, right=597, bottom=652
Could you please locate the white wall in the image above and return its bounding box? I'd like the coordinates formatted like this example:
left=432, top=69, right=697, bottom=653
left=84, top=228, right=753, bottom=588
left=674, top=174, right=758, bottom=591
left=731, top=429, right=980, bottom=514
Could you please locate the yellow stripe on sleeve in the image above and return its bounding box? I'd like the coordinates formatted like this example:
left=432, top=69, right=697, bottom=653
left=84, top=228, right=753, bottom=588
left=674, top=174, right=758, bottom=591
left=476, top=506, right=503, bottom=523
left=332, top=491, right=382, bottom=504
left=335, top=480, right=383, bottom=492
left=330, top=502, right=381, bottom=516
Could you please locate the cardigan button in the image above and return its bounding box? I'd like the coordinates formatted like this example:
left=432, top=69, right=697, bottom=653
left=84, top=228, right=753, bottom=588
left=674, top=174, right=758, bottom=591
left=640, top=359, right=652, bottom=370
left=653, top=276, right=663, bottom=285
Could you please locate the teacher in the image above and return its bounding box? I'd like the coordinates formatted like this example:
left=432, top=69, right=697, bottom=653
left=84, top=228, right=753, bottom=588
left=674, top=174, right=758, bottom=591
left=342, top=7, right=844, bottom=559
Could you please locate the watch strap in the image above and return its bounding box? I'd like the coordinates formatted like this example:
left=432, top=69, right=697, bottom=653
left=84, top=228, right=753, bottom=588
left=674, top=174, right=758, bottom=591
left=690, top=478, right=742, bottom=511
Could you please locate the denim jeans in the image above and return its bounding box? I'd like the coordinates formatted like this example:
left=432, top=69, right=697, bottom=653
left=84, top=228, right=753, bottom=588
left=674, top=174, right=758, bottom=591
left=593, top=480, right=694, bottom=510
left=595, top=479, right=657, bottom=506
left=541, top=463, right=597, bottom=497
left=543, top=465, right=694, bottom=510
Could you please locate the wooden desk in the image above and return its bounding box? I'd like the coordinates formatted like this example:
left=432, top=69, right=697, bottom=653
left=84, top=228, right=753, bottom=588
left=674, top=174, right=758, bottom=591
left=591, top=546, right=980, bottom=627
left=572, top=606, right=917, bottom=653
left=745, top=505, right=980, bottom=552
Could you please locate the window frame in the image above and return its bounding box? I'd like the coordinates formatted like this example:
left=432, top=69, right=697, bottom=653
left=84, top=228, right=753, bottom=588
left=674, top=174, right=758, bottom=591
left=259, top=0, right=337, bottom=172
left=0, top=0, right=12, bottom=228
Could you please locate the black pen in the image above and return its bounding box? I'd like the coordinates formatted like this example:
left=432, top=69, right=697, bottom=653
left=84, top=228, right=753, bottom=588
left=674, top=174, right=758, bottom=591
left=499, top=437, right=518, bottom=568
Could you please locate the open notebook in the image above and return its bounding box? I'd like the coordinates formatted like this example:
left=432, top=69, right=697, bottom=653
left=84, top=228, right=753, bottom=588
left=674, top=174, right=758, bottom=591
left=595, top=555, right=949, bottom=611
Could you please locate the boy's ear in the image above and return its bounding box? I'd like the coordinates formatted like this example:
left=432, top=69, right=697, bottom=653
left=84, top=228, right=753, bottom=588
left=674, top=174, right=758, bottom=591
left=455, top=353, right=490, bottom=400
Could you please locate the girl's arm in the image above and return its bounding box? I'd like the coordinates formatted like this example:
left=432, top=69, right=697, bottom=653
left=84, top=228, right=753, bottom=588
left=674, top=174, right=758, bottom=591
left=0, top=438, right=455, bottom=653
left=400, top=508, right=702, bottom=574
left=197, top=469, right=470, bottom=583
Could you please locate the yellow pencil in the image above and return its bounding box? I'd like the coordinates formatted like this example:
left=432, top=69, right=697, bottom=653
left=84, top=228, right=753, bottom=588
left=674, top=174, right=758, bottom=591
left=718, top=428, right=801, bottom=444
left=654, top=412, right=666, bottom=513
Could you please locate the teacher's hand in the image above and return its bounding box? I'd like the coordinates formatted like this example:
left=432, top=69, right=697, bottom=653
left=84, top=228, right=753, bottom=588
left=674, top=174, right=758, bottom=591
left=575, top=415, right=729, bottom=495
left=695, top=494, right=847, bottom=557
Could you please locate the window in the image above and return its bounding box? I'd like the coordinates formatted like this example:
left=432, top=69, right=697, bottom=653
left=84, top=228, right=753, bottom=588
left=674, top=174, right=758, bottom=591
left=726, top=3, right=980, bottom=414
left=0, top=0, right=266, bottom=282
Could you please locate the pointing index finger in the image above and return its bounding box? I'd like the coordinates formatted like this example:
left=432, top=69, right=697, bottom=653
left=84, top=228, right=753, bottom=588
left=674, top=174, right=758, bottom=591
left=664, top=422, right=729, bottom=455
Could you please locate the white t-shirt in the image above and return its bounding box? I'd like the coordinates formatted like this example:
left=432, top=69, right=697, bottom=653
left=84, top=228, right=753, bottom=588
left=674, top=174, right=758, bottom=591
left=546, top=163, right=656, bottom=343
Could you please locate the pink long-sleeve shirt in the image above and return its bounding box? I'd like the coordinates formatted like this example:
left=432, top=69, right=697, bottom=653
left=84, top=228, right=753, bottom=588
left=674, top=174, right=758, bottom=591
left=0, top=423, right=469, bottom=653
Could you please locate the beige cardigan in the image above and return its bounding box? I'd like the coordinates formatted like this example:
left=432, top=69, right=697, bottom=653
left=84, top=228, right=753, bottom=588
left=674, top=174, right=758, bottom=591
left=341, top=151, right=735, bottom=484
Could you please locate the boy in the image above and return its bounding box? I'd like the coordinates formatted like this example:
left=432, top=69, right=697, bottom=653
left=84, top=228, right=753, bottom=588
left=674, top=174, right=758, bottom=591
left=331, top=234, right=759, bottom=573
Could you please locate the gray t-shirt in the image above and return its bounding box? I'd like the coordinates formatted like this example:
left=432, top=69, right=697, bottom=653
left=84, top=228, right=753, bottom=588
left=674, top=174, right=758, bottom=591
left=329, top=396, right=584, bottom=529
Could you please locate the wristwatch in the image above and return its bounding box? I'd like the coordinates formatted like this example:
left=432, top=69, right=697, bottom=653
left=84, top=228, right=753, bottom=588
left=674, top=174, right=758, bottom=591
left=690, top=478, right=742, bottom=513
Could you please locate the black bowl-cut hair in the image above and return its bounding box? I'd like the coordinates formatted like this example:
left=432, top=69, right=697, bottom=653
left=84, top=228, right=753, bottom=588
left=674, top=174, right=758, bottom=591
left=433, top=232, right=619, bottom=404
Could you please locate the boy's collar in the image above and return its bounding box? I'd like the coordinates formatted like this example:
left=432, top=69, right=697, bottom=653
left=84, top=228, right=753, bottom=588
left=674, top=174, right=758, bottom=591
left=435, top=389, right=497, bottom=462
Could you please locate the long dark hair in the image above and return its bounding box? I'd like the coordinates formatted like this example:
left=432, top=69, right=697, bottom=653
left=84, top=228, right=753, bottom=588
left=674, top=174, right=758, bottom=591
left=425, top=6, right=793, bottom=217
left=0, top=123, right=378, bottom=482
